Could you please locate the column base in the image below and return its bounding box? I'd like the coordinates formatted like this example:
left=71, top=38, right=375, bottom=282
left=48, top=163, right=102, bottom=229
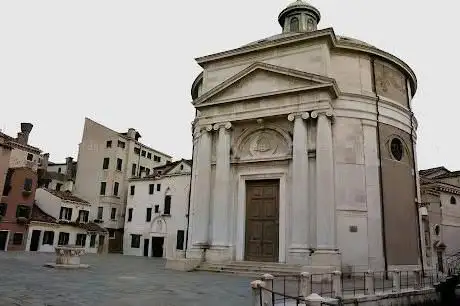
left=288, top=246, right=313, bottom=265
left=165, top=258, right=201, bottom=272
left=308, top=249, right=341, bottom=273
left=205, top=246, right=233, bottom=262
left=186, top=247, right=206, bottom=261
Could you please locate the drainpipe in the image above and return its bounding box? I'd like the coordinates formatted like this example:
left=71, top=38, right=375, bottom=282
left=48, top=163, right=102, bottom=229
left=371, top=58, right=388, bottom=273
left=184, top=111, right=198, bottom=258
left=406, top=77, right=425, bottom=276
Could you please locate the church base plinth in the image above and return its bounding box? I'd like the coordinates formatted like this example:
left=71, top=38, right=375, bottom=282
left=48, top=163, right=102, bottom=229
left=205, top=246, right=233, bottom=262
left=165, top=258, right=201, bottom=272
left=288, top=247, right=312, bottom=265
left=308, top=249, right=341, bottom=273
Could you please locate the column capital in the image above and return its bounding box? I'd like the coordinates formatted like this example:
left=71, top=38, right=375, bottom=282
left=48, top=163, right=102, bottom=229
left=287, top=112, right=310, bottom=122
left=213, top=122, right=232, bottom=131
left=311, top=109, right=334, bottom=119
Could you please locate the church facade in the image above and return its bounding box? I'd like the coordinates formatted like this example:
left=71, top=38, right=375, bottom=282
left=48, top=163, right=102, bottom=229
left=184, top=1, right=422, bottom=272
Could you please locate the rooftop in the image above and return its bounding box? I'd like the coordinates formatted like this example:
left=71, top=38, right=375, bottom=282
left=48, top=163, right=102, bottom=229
left=44, top=189, right=89, bottom=204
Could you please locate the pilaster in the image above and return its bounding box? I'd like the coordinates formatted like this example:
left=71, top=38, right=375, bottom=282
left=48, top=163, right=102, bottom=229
left=190, top=124, right=213, bottom=252
left=311, top=110, right=337, bottom=252
left=287, top=112, right=311, bottom=264
left=208, top=122, right=233, bottom=262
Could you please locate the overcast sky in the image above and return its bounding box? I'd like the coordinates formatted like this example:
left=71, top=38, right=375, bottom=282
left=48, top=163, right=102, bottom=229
left=0, top=1, right=457, bottom=170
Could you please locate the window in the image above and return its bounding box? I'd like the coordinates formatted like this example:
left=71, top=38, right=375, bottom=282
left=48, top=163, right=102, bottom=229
left=97, top=206, right=103, bottom=220
left=58, top=232, right=69, bottom=245
left=146, top=208, right=152, bottom=222
left=111, top=208, right=117, bottom=220
left=145, top=168, right=150, bottom=176
left=180, top=165, right=184, bottom=170
left=106, top=140, right=112, bottom=148
left=108, top=229, right=115, bottom=239
left=434, top=224, right=441, bottom=236
left=157, top=156, right=161, bottom=163
left=78, top=210, right=89, bottom=223
left=116, top=158, right=122, bottom=171
left=103, top=157, right=110, bottom=169
left=154, top=205, right=159, bottom=213
left=100, top=182, right=106, bottom=195
left=23, top=178, right=33, bottom=191
left=390, top=138, right=404, bottom=161
left=127, top=208, right=133, bottom=222
left=42, top=231, right=54, bottom=245
left=56, top=183, right=62, bottom=191
left=76, top=234, right=87, bottom=247
left=164, top=195, right=171, bottom=215
left=113, top=182, right=119, bottom=196
left=290, top=16, right=299, bottom=32
left=139, top=166, right=145, bottom=175
left=131, top=234, right=141, bottom=248
left=450, top=196, right=457, bottom=205
left=157, top=184, right=161, bottom=192
left=149, top=184, right=154, bottom=194
left=134, top=147, right=140, bottom=155
left=153, top=155, right=159, bottom=162
left=117, top=140, right=125, bottom=149
left=130, top=185, right=135, bottom=195
left=27, top=153, right=33, bottom=161
left=147, top=152, right=152, bottom=159
left=16, top=205, right=30, bottom=218
left=141, top=150, right=146, bottom=157
left=157, top=171, right=162, bottom=175
left=132, top=163, right=137, bottom=176
left=58, top=167, right=61, bottom=173
left=176, top=230, right=185, bottom=250
left=0, top=203, right=7, bottom=216
left=90, top=234, right=97, bottom=247
left=59, top=207, right=73, bottom=221
left=13, top=233, right=23, bottom=245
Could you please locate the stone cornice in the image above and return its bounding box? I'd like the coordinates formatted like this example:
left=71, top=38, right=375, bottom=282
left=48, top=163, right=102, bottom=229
left=194, top=28, right=417, bottom=96
left=192, top=61, right=340, bottom=107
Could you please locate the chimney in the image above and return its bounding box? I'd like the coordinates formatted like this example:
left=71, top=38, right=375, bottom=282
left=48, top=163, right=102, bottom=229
left=127, top=128, right=136, bottom=139
left=42, top=153, right=50, bottom=169
left=63, top=179, right=74, bottom=192
left=17, top=123, right=33, bottom=144
left=65, top=157, right=73, bottom=178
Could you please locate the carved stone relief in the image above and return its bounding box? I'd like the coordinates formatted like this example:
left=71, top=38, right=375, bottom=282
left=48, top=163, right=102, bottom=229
left=233, top=125, right=292, bottom=161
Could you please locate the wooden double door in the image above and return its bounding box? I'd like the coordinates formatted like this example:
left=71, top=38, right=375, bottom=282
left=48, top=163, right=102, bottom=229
left=245, top=180, right=280, bottom=262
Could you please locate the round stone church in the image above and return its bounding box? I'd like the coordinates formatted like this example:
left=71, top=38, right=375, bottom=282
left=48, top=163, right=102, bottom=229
left=185, top=0, right=421, bottom=273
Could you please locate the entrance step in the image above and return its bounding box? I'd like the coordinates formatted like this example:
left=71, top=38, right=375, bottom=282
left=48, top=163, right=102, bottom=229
left=196, top=261, right=305, bottom=277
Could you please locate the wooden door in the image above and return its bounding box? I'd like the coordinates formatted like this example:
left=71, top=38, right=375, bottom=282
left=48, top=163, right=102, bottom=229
left=245, top=180, right=279, bottom=262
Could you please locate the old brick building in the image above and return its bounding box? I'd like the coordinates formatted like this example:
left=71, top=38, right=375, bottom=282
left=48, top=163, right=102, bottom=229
left=0, top=167, right=38, bottom=251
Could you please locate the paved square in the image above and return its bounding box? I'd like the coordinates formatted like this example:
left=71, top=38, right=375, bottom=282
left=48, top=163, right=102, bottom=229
left=0, top=252, right=253, bottom=306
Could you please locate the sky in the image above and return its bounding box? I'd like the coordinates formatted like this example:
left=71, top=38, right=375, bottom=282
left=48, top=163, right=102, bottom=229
left=0, top=1, right=457, bottom=170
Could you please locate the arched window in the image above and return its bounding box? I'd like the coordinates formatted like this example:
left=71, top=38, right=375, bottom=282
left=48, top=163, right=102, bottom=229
left=450, top=196, right=457, bottom=205
left=390, top=138, right=404, bottom=161
left=290, top=17, right=299, bottom=32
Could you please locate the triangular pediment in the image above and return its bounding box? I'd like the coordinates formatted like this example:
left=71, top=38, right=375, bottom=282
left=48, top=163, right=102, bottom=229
left=193, top=62, right=339, bottom=107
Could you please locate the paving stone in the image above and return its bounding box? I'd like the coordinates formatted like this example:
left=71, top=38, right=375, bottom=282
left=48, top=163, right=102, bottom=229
left=0, top=252, right=253, bottom=306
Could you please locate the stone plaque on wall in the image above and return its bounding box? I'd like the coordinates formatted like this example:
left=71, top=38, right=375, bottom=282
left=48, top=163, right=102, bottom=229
left=374, top=60, right=408, bottom=107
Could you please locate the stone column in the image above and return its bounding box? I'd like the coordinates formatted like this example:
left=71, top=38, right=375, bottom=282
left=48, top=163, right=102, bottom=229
left=311, top=110, right=336, bottom=250
left=210, top=122, right=232, bottom=259
left=191, top=125, right=213, bottom=249
left=287, top=112, right=310, bottom=262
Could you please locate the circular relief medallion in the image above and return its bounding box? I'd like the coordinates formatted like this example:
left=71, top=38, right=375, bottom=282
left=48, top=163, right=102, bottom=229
left=390, top=138, right=403, bottom=161
left=249, top=132, right=277, bottom=157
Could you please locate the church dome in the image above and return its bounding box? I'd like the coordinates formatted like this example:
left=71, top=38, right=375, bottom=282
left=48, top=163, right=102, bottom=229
left=278, top=0, right=321, bottom=32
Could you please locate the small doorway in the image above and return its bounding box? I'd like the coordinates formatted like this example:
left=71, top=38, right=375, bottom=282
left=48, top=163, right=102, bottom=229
left=0, top=231, right=8, bottom=251
left=143, top=239, right=149, bottom=257
left=30, top=230, right=41, bottom=251
left=151, top=237, right=164, bottom=258
left=98, top=235, right=105, bottom=254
